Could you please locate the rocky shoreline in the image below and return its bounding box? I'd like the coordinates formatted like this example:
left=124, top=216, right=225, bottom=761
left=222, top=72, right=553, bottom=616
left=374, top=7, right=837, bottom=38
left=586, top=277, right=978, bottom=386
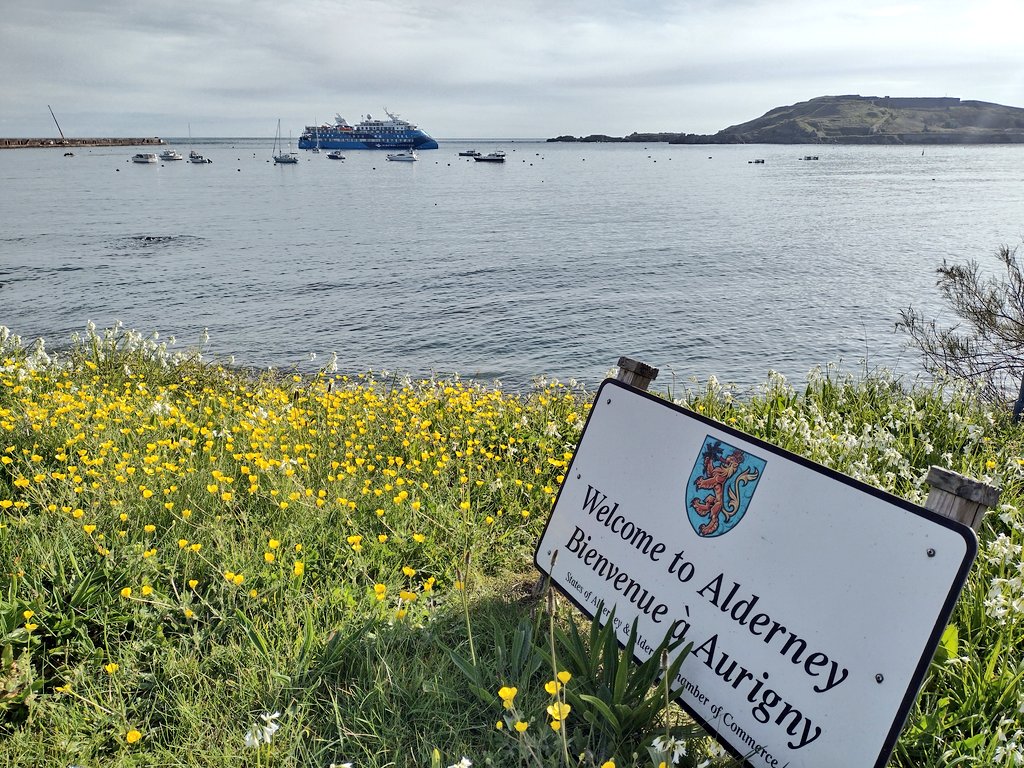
left=0, top=137, right=165, bottom=149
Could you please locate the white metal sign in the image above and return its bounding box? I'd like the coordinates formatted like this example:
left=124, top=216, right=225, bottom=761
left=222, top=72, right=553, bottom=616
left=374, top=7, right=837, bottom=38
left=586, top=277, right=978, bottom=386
left=535, top=380, right=976, bottom=768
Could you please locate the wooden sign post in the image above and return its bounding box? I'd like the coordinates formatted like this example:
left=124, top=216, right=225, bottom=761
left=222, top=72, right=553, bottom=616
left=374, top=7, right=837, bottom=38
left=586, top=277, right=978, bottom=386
left=536, top=361, right=1000, bottom=768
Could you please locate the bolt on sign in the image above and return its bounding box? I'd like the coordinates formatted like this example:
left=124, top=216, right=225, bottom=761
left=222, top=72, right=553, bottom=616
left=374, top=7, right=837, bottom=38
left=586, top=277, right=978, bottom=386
left=535, top=380, right=977, bottom=768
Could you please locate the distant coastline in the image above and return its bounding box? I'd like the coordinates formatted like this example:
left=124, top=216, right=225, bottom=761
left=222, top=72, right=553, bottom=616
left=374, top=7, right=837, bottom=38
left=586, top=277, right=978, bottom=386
left=549, top=94, right=1024, bottom=145
left=0, top=137, right=165, bottom=149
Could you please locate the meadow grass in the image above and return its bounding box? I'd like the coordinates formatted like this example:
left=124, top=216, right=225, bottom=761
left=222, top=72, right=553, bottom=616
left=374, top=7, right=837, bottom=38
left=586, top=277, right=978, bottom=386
left=1, top=327, right=1022, bottom=767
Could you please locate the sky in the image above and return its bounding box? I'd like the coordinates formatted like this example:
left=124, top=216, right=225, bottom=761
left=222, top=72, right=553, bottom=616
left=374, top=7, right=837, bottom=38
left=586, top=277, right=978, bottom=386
left=3, top=0, right=1024, bottom=140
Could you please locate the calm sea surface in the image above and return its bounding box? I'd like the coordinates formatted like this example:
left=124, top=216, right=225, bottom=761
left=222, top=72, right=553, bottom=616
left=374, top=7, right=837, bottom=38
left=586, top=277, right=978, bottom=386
left=2, top=139, right=1022, bottom=391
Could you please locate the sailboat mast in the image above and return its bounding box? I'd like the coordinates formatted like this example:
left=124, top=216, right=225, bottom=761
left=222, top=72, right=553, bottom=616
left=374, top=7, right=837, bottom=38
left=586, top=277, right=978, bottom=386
left=48, top=105, right=67, bottom=143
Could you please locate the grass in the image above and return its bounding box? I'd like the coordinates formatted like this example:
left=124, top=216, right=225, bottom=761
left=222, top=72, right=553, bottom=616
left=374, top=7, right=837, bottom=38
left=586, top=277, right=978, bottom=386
left=1, top=327, right=1023, bottom=767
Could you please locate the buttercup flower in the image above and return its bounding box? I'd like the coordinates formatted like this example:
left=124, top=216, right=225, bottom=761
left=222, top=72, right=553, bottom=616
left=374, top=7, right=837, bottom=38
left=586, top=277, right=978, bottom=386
left=498, top=686, right=517, bottom=709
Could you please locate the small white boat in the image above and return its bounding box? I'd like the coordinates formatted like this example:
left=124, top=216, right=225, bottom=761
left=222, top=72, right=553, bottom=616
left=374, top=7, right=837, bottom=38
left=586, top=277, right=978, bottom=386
left=189, top=150, right=212, bottom=164
left=326, top=151, right=345, bottom=160
left=473, top=151, right=506, bottom=163
left=159, top=149, right=184, bottom=161
left=458, top=149, right=481, bottom=157
left=132, top=153, right=158, bottom=164
left=386, top=151, right=418, bottom=162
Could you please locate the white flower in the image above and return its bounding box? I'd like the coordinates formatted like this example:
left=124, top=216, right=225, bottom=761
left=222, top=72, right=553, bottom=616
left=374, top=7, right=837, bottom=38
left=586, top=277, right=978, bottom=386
left=244, top=711, right=281, bottom=748
left=446, top=759, right=472, bottom=768
left=652, top=735, right=687, bottom=764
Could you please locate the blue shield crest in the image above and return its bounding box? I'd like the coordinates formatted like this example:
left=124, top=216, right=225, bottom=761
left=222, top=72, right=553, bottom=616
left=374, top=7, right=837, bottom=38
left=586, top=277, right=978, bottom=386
left=686, top=436, right=766, bottom=538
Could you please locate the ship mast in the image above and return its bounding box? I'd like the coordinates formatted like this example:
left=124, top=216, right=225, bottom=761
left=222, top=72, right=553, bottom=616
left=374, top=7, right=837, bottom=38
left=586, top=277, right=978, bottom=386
left=48, top=105, right=68, bottom=145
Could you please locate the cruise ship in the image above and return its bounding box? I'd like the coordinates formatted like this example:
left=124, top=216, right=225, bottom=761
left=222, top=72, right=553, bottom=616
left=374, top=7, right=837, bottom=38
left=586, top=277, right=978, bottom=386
left=297, top=110, right=439, bottom=150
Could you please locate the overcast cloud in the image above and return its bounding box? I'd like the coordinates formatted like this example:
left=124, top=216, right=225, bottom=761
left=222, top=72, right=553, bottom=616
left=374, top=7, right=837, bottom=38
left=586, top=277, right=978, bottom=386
left=2, top=0, right=1023, bottom=139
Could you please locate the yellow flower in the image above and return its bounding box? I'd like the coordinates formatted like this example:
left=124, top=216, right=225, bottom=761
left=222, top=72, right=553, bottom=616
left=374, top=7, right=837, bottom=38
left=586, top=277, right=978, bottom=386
left=498, top=686, right=517, bottom=709
left=514, top=721, right=528, bottom=733
left=249, top=589, right=258, bottom=598
left=550, top=719, right=562, bottom=731
left=374, top=583, right=387, bottom=601
left=188, top=579, right=198, bottom=589
left=986, top=459, right=997, bottom=469
left=402, top=565, right=416, bottom=577
left=546, top=702, right=571, bottom=720
left=178, top=539, right=189, bottom=548
left=72, top=508, right=84, bottom=519
left=83, top=524, right=96, bottom=534
left=141, top=585, right=153, bottom=596
left=232, top=573, right=245, bottom=586
left=22, top=610, right=34, bottom=620
left=223, top=571, right=235, bottom=581
left=268, top=538, right=280, bottom=549
left=378, top=534, right=388, bottom=543
left=181, top=508, right=192, bottom=518
left=144, top=524, right=156, bottom=533
left=495, top=720, right=504, bottom=730
left=189, top=543, right=202, bottom=553
left=395, top=608, right=407, bottom=619
left=126, top=729, right=142, bottom=744
left=183, top=608, right=194, bottom=619
left=601, top=762, right=615, bottom=768
left=104, top=662, right=119, bottom=674
left=120, top=587, right=132, bottom=598
left=412, top=533, right=425, bottom=543
left=545, top=680, right=561, bottom=695
left=24, top=622, right=38, bottom=632
left=293, top=561, right=304, bottom=577
left=264, top=552, right=275, bottom=563
left=557, top=670, right=572, bottom=684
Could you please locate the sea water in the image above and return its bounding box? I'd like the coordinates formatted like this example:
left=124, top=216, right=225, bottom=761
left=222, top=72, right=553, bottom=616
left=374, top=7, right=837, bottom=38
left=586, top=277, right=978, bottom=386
left=1, top=139, right=1022, bottom=391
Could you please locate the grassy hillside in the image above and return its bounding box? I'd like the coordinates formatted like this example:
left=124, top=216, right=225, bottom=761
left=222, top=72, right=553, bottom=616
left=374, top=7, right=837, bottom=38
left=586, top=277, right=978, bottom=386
left=709, top=95, right=1024, bottom=144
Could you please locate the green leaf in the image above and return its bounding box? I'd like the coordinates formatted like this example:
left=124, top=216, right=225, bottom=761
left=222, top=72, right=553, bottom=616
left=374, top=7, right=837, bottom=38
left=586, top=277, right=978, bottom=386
left=578, top=693, right=621, bottom=732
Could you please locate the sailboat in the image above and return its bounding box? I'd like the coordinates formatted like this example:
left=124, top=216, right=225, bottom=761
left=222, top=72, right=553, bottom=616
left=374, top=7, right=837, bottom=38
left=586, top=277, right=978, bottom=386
left=273, top=119, right=299, bottom=164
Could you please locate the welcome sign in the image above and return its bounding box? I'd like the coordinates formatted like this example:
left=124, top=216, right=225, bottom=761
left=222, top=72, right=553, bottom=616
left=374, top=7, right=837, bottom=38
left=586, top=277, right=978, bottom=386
left=535, top=380, right=977, bottom=768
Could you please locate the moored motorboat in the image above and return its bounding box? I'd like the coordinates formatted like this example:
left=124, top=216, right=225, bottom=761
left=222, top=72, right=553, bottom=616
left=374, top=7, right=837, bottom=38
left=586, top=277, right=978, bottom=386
left=159, top=149, right=184, bottom=161
left=326, top=150, right=345, bottom=160
left=473, top=151, right=506, bottom=163
left=189, top=150, right=212, bottom=164
left=385, top=151, right=418, bottom=162
left=458, top=150, right=481, bottom=157
left=132, top=153, right=158, bottom=164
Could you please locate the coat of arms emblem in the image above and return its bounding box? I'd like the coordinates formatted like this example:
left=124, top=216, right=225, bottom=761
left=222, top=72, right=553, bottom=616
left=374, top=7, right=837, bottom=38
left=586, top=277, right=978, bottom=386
left=686, top=436, right=766, bottom=537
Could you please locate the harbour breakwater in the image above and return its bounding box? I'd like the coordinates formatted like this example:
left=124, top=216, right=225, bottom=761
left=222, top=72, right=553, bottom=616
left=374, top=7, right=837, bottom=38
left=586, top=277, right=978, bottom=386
left=0, top=137, right=165, bottom=148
